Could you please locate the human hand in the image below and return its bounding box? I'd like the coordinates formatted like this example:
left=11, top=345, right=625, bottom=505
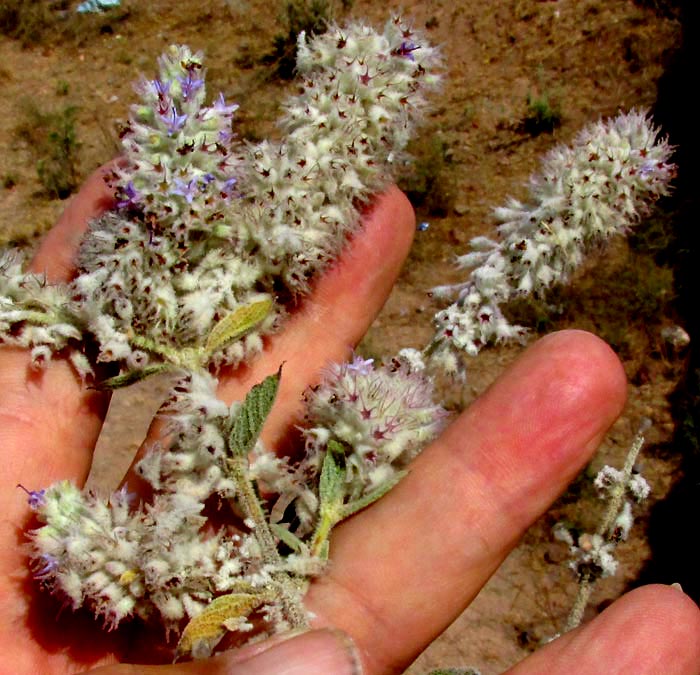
left=1, top=166, right=698, bottom=675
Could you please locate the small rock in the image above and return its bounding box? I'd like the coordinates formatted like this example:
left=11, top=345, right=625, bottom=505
left=660, top=324, right=690, bottom=352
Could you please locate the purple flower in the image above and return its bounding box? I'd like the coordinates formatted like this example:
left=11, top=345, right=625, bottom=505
left=111, top=484, right=137, bottom=508
left=116, top=181, right=140, bottom=209
left=639, top=159, right=665, bottom=180
left=218, top=128, right=234, bottom=145
left=221, top=176, right=239, bottom=199
left=18, top=484, right=46, bottom=510
left=393, top=41, right=420, bottom=60
left=162, top=106, right=188, bottom=136
left=33, top=554, right=59, bottom=580
left=346, top=356, right=374, bottom=376
left=178, top=71, right=204, bottom=101
left=150, top=79, right=170, bottom=98
left=213, top=93, right=239, bottom=117
left=150, top=79, right=171, bottom=115
left=172, top=178, right=199, bottom=203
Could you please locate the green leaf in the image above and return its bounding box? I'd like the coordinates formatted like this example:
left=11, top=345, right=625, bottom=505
left=204, top=297, right=273, bottom=355
left=340, top=470, right=407, bottom=519
left=175, top=592, right=267, bottom=659
left=319, top=440, right=346, bottom=508
left=310, top=442, right=349, bottom=558
left=96, top=363, right=170, bottom=389
left=228, top=368, right=281, bottom=456
left=270, top=523, right=308, bottom=554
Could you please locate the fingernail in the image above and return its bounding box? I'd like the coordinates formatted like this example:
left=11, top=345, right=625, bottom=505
left=228, top=628, right=363, bottom=675
left=670, top=582, right=684, bottom=593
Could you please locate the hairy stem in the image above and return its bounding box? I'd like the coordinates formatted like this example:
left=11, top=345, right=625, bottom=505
left=227, top=456, right=309, bottom=630
left=597, top=429, right=645, bottom=537
left=563, top=572, right=593, bottom=632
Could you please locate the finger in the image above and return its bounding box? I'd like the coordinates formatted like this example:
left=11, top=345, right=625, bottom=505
left=83, top=629, right=361, bottom=675
left=29, top=162, right=117, bottom=283
left=505, top=584, right=700, bottom=674
left=305, top=330, right=629, bottom=674
left=0, top=164, right=117, bottom=533
left=217, top=184, right=416, bottom=446
left=122, top=185, right=415, bottom=492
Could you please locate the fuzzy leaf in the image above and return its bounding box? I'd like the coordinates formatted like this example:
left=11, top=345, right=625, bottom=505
left=228, top=368, right=281, bottom=456
left=96, top=364, right=170, bottom=389
left=341, top=470, right=407, bottom=519
left=270, top=523, right=308, bottom=554
left=204, top=297, right=273, bottom=355
left=319, top=440, right=346, bottom=509
left=175, top=592, right=266, bottom=659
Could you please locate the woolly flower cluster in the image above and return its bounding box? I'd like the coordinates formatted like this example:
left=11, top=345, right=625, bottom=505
left=28, top=479, right=250, bottom=634
left=428, top=111, right=675, bottom=373
left=555, top=530, right=620, bottom=581
left=28, top=374, right=262, bottom=636
left=0, top=17, right=440, bottom=380
left=251, top=355, right=446, bottom=535
left=593, top=464, right=650, bottom=541
left=303, top=355, right=447, bottom=492
left=0, top=253, right=90, bottom=374
left=27, top=359, right=444, bottom=652
left=554, top=445, right=650, bottom=583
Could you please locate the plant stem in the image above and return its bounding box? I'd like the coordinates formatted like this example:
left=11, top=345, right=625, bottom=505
left=564, top=425, right=648, bottom=633
left=597, top=429, right=645, bottom=537
left=227, top=456, right=309, bottom=630
left=563, top=571, right=593, bottom=632
left=309, top=510, right=336, bottom=559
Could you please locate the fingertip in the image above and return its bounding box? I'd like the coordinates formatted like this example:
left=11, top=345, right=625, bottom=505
left=511, top=584, right=700, bottom=674
left=362, top=183, right=416, bottom=251
left=455, top=328, right=628, bottom=488
left=618, top=583, right=700, bottom=661
left=30, top=161, right=118, bottom=282
left=520, top=329, right=628, bottom=437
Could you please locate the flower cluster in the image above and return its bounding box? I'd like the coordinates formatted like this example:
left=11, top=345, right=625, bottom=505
left=28, top=358, right=444, bottom=655
left=555, top=455, right=650, bottom=581
left=251, top=354, right=447, bottom=537
left=553, top=527, right=620, bottom=581
left=0, top=252, right=91, bottom=375
left=428, top=111, right=675, bottom=374
left=28, top=373, right=290, bottom=646
left=553, top=427, right=650, bottom=632
left=0, top=17, right=440, bottom=381
left=303, top=354, right=447, bottom=494
left=7, top=16, right=444, bottom=658
left=1, top=10, right=677, bottom=663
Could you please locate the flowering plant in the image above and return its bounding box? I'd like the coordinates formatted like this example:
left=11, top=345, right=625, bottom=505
left=0, top=13, right=676, bottom=666
left=2, top=17, right=446, bottom=659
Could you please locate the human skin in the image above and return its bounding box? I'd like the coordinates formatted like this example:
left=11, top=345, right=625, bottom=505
left=1, top=166, right=698, bottom=675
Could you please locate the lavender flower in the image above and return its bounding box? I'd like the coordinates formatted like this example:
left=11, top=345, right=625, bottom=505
left=1, top=20, right=440, bottom=383
left=0, top=11, right=675, bottom=663
left=18, top=485, right=47, bottom=510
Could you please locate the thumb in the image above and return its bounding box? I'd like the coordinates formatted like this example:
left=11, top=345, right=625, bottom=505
left=83, top=628, right=362, bottom=674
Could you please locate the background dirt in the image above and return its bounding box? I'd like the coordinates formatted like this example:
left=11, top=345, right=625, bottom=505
left=0, top=1, right=688, bottom=672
